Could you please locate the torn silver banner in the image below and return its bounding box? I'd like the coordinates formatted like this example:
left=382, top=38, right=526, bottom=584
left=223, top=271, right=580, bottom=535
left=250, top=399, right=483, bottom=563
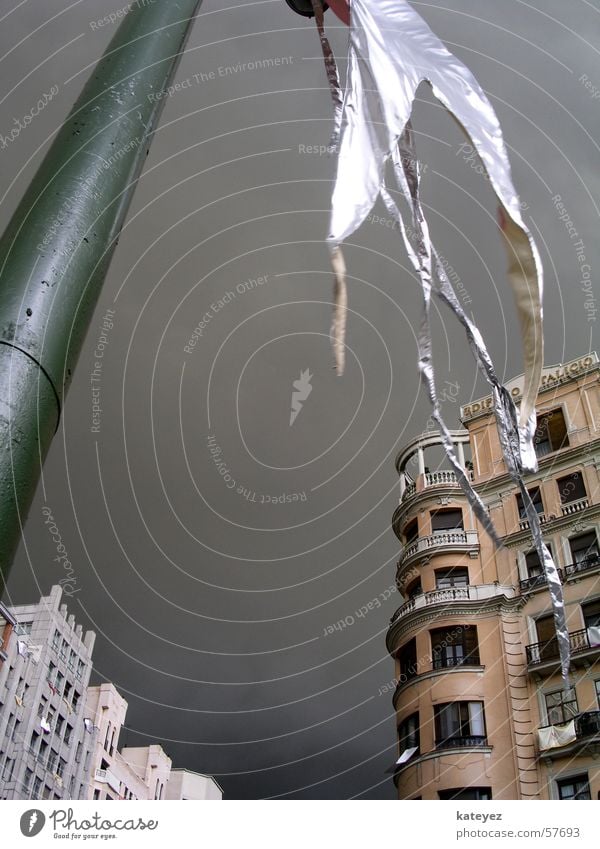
left=313, top=0, right=570, bottom=686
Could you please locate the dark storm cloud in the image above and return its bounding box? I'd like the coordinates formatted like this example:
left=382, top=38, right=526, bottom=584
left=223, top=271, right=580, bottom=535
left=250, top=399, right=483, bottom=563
left=1, top=0, right=597, bottom=798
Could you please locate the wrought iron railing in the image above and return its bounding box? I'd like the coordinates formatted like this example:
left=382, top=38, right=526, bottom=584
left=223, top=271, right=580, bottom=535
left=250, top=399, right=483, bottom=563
left=435, top=735, right=488, bottom=751
left=526, top=628, right=598, bottom=665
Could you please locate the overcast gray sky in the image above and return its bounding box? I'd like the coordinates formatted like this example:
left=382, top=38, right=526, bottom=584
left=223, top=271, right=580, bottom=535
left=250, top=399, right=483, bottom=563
left=1, top=0, right=599, bottom=798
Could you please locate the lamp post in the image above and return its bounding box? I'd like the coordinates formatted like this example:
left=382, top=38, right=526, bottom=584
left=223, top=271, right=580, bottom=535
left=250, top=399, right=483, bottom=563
left=0, top=0, right=203, bottom=587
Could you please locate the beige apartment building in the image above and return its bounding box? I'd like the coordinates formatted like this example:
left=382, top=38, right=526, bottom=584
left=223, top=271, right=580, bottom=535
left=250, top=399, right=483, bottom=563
left=387, top=353, right=600, bottom=800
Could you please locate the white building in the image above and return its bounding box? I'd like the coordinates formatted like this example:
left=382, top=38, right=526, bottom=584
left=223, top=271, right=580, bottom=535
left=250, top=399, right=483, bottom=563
left=85, top=684, right=223, bottom=800
left=0, top=586, right=222, bottom=801
left=0, top=586, right=96, bottom=800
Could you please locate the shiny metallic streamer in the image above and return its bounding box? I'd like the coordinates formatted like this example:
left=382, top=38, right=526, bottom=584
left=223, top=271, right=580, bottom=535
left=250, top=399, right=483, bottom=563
left=318, top=0, right=570, bottom=685
left=310, top=0, right=344, bottom=149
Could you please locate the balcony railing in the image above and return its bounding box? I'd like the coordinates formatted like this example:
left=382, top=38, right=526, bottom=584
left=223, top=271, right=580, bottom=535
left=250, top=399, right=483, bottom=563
left=561, top=497, right=589, bottom=516
left=565, top=553, right=600, bottom=577
left=95, top=768, right=120, bottom=794
left=399, top=530, right=478, bottom=566
left=432, top=653, right=481, bottom=670
left=425, top=470, right=458, bottom=487
left=435, top=735, right=488, bottom=751
left=518, top=512, right=546, bottom=532
left=526, top=628, right=600, bottom=666
left=390, top=583, right=515, bottom=626
left=520, top=555, right=600, bottom=594
left=575, top=710, right=600, bottom=738
left=520, top=569, right=564, bottom=593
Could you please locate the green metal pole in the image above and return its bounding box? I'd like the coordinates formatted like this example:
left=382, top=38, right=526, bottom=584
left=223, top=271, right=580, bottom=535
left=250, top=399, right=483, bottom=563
left=0, top=0, right=203, bottom=589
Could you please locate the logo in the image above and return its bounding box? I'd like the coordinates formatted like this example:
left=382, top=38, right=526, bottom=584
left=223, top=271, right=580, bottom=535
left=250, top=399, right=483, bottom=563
left=20, top=810, right=45, bottom=837
left=289, top=369, right=313, bottom=426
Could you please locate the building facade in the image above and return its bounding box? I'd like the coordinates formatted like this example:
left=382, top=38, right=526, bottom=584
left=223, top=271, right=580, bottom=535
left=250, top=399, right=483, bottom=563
left=0, top=586, right=222, bottom=801
left=0, top=585, right=96, bottom=800
left=387, top=353, right=600, bottom=800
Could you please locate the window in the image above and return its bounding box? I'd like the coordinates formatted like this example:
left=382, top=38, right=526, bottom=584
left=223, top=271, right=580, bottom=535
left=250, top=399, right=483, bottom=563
left=439, top=787, right=492, bottom=800
left=33, top=777, right=42, bottom=799
left=37, top=697, right=47, bottom=718
left=524, top=548, right=549, bottom=580
left=72, top=690, right=80, bottom=712
left=77, top=660, right=84, bottom=680
left=55, top=716, right=64, bottom=738
left=557, top=472, right=586, bottom=505
left=534, top=409, right=569, bottom=458
left=557, top=774, right=590, bottom=800
left=64, top=724, right=73, bottom=745
left=516, top=487, right=544, bottom=520
left=582, top=599, right=600, bottom=629
left=75, top=742, right=82, bottom=764
left=569, top=532, right=599, bottom=569
left=17, top=621, right=32, bottom=636
left=57, top=758, right=66, bottom=778
left=405, top=579, right=422, bottom=599
left=596, top=680, right=600, bottom=708
left=93, top=788, right=101, bottom=800
left=52, top=630, right=60, bottom=651
left=435, top=568, right=469, bottom=589
left=404, top=518, right=418, bottom=545
left=431, top=625, right=479, bottom=668
left=30, top=730, right=40, bottom=755
left=47, top=750, right=58, bottom=774
left=434, top=701, right=486, bottom=749
left=23, top=768, right=33, bottom=792
left=534, top=614, right=558, bottom=662
left=545, top=687, right=578, bottom=725
left=398, top=713, right=420, bottom=757
left=431, top=508, right=463, bottom=532
left=398, top=638, right=418, bottom=682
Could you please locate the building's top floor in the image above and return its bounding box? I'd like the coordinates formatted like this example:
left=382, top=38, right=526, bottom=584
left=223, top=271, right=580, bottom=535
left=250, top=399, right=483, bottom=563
left=165, top=769, right=223, bottom=800
left=9, top=585, right=95, bottom=657
left=394, top=354, right=600, bottom=503
left=461, top=353, right=600, bottom=484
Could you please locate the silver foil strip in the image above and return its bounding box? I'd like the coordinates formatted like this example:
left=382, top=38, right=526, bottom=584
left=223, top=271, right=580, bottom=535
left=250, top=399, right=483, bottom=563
left=318, top=0, right=570, bottom=686
left=310, top=0, right=344, bottom=149
left=327, top=0, right=544, bottom=471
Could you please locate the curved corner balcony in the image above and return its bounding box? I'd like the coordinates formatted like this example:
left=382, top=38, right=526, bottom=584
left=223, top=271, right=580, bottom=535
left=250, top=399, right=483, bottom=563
left=389, top=582, right=517, bottom=628
left=395, top=429, right=471, bottom=501
left=396, top=529, right=479, bottom=578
